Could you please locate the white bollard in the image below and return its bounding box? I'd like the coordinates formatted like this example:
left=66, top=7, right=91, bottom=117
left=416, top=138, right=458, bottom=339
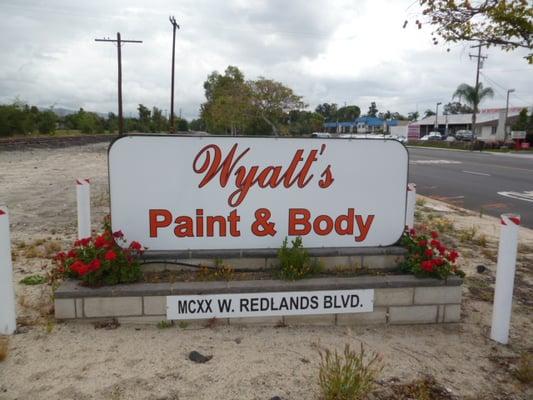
left=405, top=183, right=416, bottom=230
left=0, top=205, right=17, bottom=335
left=76, top=178, right=91, bottom=239
left=490, top=213, right=521, bottom=345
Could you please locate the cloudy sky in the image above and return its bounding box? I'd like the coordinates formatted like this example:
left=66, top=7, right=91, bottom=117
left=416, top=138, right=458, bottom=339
left=1, top=0, right=531, bottom=120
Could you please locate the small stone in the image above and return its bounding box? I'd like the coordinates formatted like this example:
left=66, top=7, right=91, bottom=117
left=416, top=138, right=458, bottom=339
left=188, top=351, right=212, bottom=363
left=476, top=265, right=487, bottom=273
left=234, top=337, right=242, bottom=344
left=270, top=397, right=282, bottom=400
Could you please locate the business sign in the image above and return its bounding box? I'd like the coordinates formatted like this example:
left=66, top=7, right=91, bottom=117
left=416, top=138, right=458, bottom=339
left=407, top=124, right=420, bottom=141
left=109, top=135, right=408, bottom=251
left=166, top=289, right=374, bottom=320
left=511, top=131, right=526, bottom=140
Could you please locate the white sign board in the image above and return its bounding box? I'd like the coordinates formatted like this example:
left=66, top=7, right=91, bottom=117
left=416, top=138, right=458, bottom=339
left=511, top=131, right=526, bottom=140
left=109, top=135, right=408, bottom=251
left=166, top=289, right=374, bottom=320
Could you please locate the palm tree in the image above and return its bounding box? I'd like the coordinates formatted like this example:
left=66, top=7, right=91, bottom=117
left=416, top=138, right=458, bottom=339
left=452, top=83, right=494, bottom=113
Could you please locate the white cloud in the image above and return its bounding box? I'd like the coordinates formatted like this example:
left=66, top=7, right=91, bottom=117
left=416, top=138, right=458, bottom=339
left=0, top=0, right=531, bottom=121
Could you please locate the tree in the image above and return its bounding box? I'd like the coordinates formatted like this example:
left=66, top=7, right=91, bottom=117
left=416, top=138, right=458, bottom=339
left=37, top=110, right=57, bottom=134
left=287, top=110, right=325, bottom=135
left=189, top=118, right=206, bottom=131
left=249, top=77, right=304, bottom=136
left=315, top=103, right=338, bottom=122
left=336, top=105, right=361, bottom=121
left=137, top=104, right=151, bottom=132
left=406, top=0, right=533, bottom=63
left=200, top=66, right=253, bottom=135
left=151, top=107, right=167, bottom=132
left=423, top=109, right=436, bottom=118
left=452, top=83, right=494, bottom=112
left=367, top=102, right=378, bottom=117
left=443, top=101, right=474, bottom=115
left=408, top=111, right=420, bottom=121
left=175, top=117, right=189, bottom=132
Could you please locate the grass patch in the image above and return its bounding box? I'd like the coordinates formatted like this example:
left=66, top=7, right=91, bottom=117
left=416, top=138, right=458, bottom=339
left=416, top=198, right=426, bottom=207
left=157, top=320, right=174, bottom=329
left=481, top=248, right=497, bottom=262
left=458, top=226, right=478, bottom=244
left=466, top=276, right=493, bottom=302
left=276, top=236, right=322, bottom=280
left=318, top=343, right=382, bottom=400
left=513, top=352, right=533, bottom=384
left=19, top=274, right=46, bottom=285
left=476, top=234, right=488, bottom=248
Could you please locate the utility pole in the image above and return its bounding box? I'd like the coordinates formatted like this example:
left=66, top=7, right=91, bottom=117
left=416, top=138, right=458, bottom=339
left=95, top=33, right=142, bottom=136
left=169, top=16, right=180, bottom=133
left=469, top=43, right=488, bottom=138
left=435, top=102, right=442, bottom=132
left=504, top=89, right=515, bottom=142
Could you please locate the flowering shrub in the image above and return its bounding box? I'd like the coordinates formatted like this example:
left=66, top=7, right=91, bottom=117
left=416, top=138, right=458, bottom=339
left=53, top=225, right=144, bottom=287
left=399, top=227, right=464, bottom=280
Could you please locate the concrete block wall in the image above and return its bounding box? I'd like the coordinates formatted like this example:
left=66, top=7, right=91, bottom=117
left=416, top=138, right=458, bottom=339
left=55, top=275, right=462, bottom=326
left=141, top=246, right=406, bottom=272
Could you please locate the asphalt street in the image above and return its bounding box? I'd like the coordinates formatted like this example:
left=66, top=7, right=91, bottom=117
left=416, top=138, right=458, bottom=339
left=407, top=147, right=533, bottom=229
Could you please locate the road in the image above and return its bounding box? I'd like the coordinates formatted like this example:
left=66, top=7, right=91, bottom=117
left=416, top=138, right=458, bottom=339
left=408, top=147, right=533, bottom=228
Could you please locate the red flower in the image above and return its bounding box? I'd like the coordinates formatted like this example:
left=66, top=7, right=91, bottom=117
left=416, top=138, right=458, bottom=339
left=434, top=258, right=445, bottom=266
left=94, top=235, right=108, bottom=249
left=431, top=231, right=439, bottom=239
left=418, top=240, right=427, bottom=247
left=129, top=241, right=142, bottom=251
left=425, top=249, right=433, bottom=257
left=113, top=230, right=124, bottom=238
left=70, top=260, right=90, bottom=276
left=105, top=250, right=117, bottom=261
left=88, top=259, right=101, bottom=272
left=421, top=260, right=434, bottom=272
left=430, top=239, right=441, bottom=248
left=67, top=249, right=77, bottom=258
left=54, top=252, right=66, bottom=261
left=79, top=237, right=91, bottom=247
left=438, top=246, right=446, bottom=255
left=447, top=250, right=459, bottom=263
left=409, top=228, right=416, bottom=236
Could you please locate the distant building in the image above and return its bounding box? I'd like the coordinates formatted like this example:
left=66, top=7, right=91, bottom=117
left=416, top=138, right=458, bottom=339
left=323, top=116, right=401, bottom=134
left=410, top=107, right=530, bottom=142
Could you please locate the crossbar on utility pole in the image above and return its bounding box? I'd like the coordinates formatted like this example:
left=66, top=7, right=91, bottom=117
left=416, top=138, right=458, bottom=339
left=169, top=16, right=180, bottom=134
left=469, top=43, right=488, bottom=139
left=95, top=33, right=142, bottom=136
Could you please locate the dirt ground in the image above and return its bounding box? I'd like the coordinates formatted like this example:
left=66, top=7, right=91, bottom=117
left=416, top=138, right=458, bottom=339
left=0, top=143, right=532, bottom=400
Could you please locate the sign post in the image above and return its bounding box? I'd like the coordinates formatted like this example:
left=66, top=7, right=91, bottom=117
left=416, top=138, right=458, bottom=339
left=406, top=183, right=416, bottom=230
left=490, top=213, right=520, bottom=344
left=0, top=205, right=17, bottom=335
left=76, top=179, right=91, bottom=239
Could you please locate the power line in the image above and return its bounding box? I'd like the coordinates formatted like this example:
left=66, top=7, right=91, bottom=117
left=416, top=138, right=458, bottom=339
left=95, top=33, right=142, bottom=136
left=469, top=42, right=488, bottom=136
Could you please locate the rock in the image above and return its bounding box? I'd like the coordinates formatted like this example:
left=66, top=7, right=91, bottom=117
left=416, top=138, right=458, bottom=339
left=270, top=397, right=282, bottom=400
left=188, top=351, right=212, bottom=363
left=476, top=265, right=487, bottom=273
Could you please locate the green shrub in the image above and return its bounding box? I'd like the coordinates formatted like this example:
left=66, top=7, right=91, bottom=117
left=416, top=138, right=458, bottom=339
left=318, top=343, right=383, bottom=400
left=275, top=236, right=321, bottom=280
left=19, top=274, right=46, bottom=285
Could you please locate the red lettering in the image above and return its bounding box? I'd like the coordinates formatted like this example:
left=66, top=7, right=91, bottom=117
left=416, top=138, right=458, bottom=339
left=206, top=216, right=226, bottom=237
left=174, top=216, right=194, bottom=237
left=149, top=209, right=172, bottom=237
left=288, top=208, right=312, bottom=235
left=192, top=144, right=334, bottom=207
left=354, top=215, right=375, bottom=242
left=313, top=214, right=333, bottom=235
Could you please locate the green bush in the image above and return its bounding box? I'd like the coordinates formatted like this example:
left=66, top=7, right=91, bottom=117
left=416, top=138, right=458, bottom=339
left=318, top=344, right=383, bottom=400
left=275, top=236, right=322, bottom=280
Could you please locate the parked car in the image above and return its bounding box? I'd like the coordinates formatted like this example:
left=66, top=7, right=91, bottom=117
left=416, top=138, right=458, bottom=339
left=455, top=130, right=475, bottom=141
left=311, top=132, right=332, bottom=138
left=421, top=131, right=442, bottom=141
